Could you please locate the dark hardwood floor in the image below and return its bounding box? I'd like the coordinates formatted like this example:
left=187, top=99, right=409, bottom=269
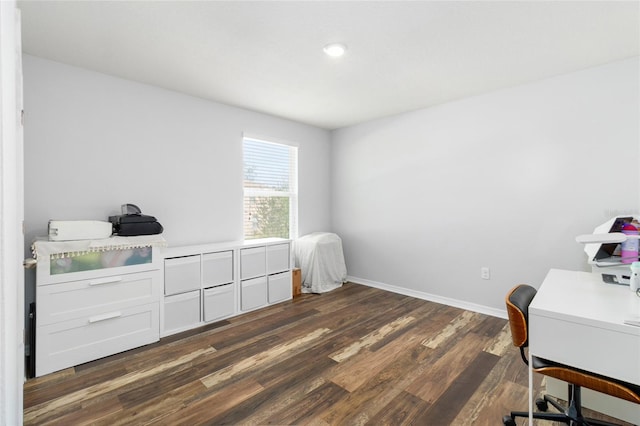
left=23, top=283, right=633, bottom=425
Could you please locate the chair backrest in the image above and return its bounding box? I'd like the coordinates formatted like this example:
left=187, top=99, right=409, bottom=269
left=505, top=284, right=537, bottom=350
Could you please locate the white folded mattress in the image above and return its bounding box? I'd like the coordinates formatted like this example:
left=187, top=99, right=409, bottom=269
left=294, top=232, right=347, bottom=294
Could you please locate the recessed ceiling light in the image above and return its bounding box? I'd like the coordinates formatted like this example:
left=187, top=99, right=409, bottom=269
left=323, top=43, right=347, bottom=58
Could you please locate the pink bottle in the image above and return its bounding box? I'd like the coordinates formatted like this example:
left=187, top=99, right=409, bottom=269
left=621, top=223, right=639, bottom=264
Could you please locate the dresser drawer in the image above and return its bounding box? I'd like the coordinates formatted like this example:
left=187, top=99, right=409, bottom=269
left=36, top=302, right=159, bottom=376
left=37, top=270, right=160, bottom=326
left=268, top=270, right=292, bottom=304
left=203, top=283, right=235, bottom=322
left=267, top=243, right=290, bottom=274
left=241, top=276, right=267, bottom=311
left=164, top=290, right=201, bottom=334
left=240, top=247, right=266, bottom=280
left=202, top=250, right=233, bottom=287
left=165, top=255, right=201, bottom=295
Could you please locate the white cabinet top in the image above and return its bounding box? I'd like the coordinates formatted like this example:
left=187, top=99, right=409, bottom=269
left=530, top=269, right=640, bottom=335
left=162, top=238, right=290, bottom=258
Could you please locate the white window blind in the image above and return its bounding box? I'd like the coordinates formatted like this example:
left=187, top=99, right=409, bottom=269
left=243, top=137, right=298, bottom=240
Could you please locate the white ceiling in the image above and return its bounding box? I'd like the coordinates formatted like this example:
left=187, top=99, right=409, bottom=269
left=17, top=1, right=640, bottom=130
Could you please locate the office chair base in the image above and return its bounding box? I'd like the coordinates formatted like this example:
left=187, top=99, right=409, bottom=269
left=503, top=410, right=570, bottom=426
left=503, top=394, right=625, bottom=426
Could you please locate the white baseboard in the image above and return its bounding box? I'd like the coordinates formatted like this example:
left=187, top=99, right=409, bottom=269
left=347, top=275, right=508, bottom=319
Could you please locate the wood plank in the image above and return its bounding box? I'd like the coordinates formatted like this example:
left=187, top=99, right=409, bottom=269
left=208, top=308, right=321, bottom=350
left=412, top=351, right=500, bottom=424
left=321, top=343, right=439, bottom=424
left=365, top=390, right=431, bottom=425
left=142, top=377, right=265, bottom=425
left=200, top=370, right=331, bottom=424
left=264, top=381, right=349, bottom=425
left=484, top=322, right=513, bottom=356
left=329, top=319, right=431, bottom=392
left=200, top=327, right=331, bottom=388
left=27, top=395, right=123, bottom=426
left=95, top=381, right=208, bottom=426
left=329, top=315, right=416, bottom=363
left=23, top=365, right=127, bottom=408
left=114, top=333, right=280, bottom=409
left=421, top=309, right=478, bottom=349
left=406, top=332, right=489, bottom=403
left=455, top=370, right=529, bottom=425
left=23, top=347, right=215, bottom=423
left=366, top=299, right=442, bottom=352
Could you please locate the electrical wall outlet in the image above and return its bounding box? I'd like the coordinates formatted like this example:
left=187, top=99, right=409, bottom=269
left=481, top=267, right=491, bottom=280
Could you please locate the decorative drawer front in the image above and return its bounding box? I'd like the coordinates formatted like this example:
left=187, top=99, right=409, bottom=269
left=164, top=255, right=200, bottom=296
left=36, top=302, right=159, bottom=377
left=241, top=247, right=266, bottom=280
left=35, top=245, right=161, bottom=286
left=37, top=270, right=160, bottom=326
left=241, top=276, right=267, bottom=311
left=267, top=243, right=290, bottom=275
left=164, top=290, right=201, bottom=334
left=268, top=271, right=292, bottom=304
left=203, top=284, right=235, bottom=322
left=202, top=251, right=233, bottom=287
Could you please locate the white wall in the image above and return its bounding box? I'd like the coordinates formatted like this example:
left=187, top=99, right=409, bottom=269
left=23, top=54, right=332, bottom=247
left=331, top=57, right=640, bottom=313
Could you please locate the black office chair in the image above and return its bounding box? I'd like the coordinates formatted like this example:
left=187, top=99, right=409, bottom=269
left=503, top=284, right=640, bottom=426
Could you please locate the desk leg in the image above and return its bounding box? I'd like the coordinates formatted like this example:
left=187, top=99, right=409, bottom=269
left=528, top=351, right=533, bottom=426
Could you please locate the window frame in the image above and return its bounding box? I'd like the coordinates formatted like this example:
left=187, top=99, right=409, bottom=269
left=242, top=134, right=298, bottom=240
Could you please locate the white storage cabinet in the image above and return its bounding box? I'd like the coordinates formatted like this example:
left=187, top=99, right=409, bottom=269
left=267, top=244, right=292, bottom=304
left=162, top=245, right=236, bottom=336
left=202, top=251, right=235, bottom=322
left=240, top=247, right=267, bottom=311
left=34, top=242, right=162, bottom=377
left=240, top=241, right=292, bottom=312
left=163, top=255, right=201, bottom=333
left=162, top=239, right=291, bottom=336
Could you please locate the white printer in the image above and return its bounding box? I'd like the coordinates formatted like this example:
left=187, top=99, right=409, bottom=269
left=48, top=220, right=113, bottom=241
left=580, top=215, right=640, bottom=285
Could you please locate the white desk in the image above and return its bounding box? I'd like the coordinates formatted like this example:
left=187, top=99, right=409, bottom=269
left=529, top=269, right=640, bottom=423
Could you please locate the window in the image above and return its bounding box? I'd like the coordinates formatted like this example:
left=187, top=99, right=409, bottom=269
left=243, top=136, right=298, bottom=240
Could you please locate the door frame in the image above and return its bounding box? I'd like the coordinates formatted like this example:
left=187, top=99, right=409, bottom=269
left=0, top=0, right=24, bottom=424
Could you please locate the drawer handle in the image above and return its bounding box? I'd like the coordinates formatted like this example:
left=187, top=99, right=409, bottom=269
left=88, top=277, right=123, bottom=286
left=88, top=311, right=122, bottom=323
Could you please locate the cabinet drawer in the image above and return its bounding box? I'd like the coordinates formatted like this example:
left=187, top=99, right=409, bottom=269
left=267, top=243, right=290, bottom=275
left=36, top=302, right=159, bottom=377
left=37, top=270, right=160, bottom=326
left=202, top=251, right=233, bottom=287
left=268, top=271, right=292, bottom=304
left=164, top=290, right=200, bottom=333
left=241, top=247, right=266, bottom=280
left=165, top=255, right=200, bottom=295
left=241, top=276, right=267, bottom=311
left=203, top=284, right=235, bottom=322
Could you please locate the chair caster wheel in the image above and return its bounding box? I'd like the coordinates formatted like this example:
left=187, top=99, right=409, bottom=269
left=535, top=398, right=549, bottom=412
left=502, top=415, right=516, bottom=426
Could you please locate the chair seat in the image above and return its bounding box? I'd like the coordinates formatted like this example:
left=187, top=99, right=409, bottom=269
left=532, top=356, right=640, bottom=405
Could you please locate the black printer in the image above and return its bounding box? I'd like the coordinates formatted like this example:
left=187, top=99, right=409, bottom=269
left=109, top=204, right=163, bottom=236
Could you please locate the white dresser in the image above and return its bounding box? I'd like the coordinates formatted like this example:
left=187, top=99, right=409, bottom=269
left=33, top=239, right=162, bottom=377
